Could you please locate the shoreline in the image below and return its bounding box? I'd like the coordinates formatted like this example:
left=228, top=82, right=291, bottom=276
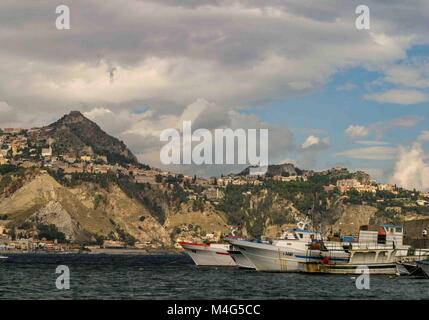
left=0, top=248, right=184, bottom=256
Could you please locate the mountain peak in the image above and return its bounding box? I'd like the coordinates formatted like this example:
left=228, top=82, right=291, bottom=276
left=47, top=110, right=139, bottom=166
left=68, top=110, right=85, bottom=118
left=57, top=111, right=90, bottom=125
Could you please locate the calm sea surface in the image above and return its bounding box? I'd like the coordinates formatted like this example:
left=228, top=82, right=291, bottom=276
left=0, top=253, right=428, bottom=300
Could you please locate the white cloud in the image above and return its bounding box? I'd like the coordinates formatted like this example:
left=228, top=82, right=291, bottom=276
left=302, top=135, right=320, bottom=149
left=391, top=142, right=429, bottom=191
left=346, top=116, right=422, bottom=140
left=365, top=89, right=428, bottom=105
left=345, top=125, right=369, bottom=138
left=298, top=135, right=330, bottom=168
left=337, top=146, right=397, bottom=160
left=301, top=135, right=329, bottom=150
left=382, top=62, right=429, bottom=89
left=355, top=140, right=389, bottom=146
left=418, top=130, right=429, bottom=142
left=83, top=100, right=295, bottom=176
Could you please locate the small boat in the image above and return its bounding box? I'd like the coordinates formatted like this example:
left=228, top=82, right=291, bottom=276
left=0, top=255, right=8, bottom=260
left=179, top=242, right=236, bottom=267
left=416, top=260, right=429, bottom=278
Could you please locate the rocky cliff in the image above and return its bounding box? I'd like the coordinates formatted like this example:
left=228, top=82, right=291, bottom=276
left=0, top=172, right=170, bottom=246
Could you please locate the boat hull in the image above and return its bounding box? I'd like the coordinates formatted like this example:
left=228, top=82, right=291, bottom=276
left=180, top=243, right=236, bottom=267
left=228, top=239, right=320, bottom=272
left=227, top=250, right=256, bottom=269
left=314, top=263, right=398, bottom=275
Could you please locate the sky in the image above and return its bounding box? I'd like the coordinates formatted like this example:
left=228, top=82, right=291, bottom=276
left=0, top=0, right=429, bottom=190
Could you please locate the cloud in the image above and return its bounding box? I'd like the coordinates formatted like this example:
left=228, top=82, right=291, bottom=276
left=0, top=0, right=425, bottom=114
left=418, top=130, right=429, bottom=142
left=298, top=135, right=330, bottom=168
left=336, top=82, right=357, bottom=92
left=355, top=140, right=390, bottom=146
left=345, top=125, right=369, bottom=138
left=381, top=61, right=429, bottom=89
left=345, top=116, right=422, bottom=140
left=84, top=100, right=295, bottom=176
left=337, top=146, right=397, bottom=160
left=365, top=89, right=428, bottom=105
left=391, top=142, right=429, bottom=191
left=0, top=101, right=17, bottom=125
left=301, top=135, right=329, bottom=150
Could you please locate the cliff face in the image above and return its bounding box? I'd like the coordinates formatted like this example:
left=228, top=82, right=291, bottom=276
left=0, top=172, right=170, bottom=246
left=330, top=204, right=378, bottom=235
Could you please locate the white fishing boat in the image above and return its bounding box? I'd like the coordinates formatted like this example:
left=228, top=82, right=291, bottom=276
left=179, top=242, right=236, bottom=267
left=226, top=223, right=348, bottom=272
left=416, top=260, right=429, bottom=278
left=0, top=255, right=8, bottom=260
left=315, top=242, right=399, bottom=275
left=312, top=224, right=420, bottom=275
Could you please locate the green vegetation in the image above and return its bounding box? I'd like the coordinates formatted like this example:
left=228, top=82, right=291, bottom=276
left=0, top=164, right=18, bottom=175
left=37, top=224, right=67, bottom=243
left=94, top=194, right=107, bottom=209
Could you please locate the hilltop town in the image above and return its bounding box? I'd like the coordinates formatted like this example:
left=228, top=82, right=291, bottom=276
left=1, top=112, right=429, bottom=253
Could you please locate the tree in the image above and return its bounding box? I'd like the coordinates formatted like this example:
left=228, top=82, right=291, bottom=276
left=37, top=224, right=67, bottom=243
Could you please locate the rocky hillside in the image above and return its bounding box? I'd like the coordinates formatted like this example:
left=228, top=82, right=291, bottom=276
left=0, top=170, right=171, bottom=246
left=48, top=111, right=139, bottom=165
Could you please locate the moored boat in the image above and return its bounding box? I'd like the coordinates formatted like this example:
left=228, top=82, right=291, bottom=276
left=314, top=242, right=399, bottom=275
left=179, top=242, right=236, bottom=267
left=309, top=224, right=422, bottom=275
left=226, top=227, right=348, bottom=272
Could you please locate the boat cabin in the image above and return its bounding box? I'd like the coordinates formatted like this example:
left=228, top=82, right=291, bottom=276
left=279, top=228, right=322, bottom=242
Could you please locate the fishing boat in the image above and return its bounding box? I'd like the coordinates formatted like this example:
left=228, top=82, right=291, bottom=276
left=179, top=242, right=236, bottom=267
left=312, top=224, right=424, bottom=275
left=226, top=223, right=348, bottom=272
left=0, top=255, right=8, bottom=260
left=314, top=242, right=399, bottom=275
